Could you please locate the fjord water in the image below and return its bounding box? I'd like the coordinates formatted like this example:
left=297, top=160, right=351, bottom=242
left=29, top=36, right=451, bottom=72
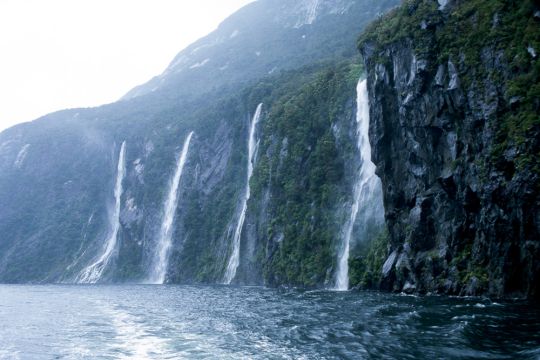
left=77, top=141, right=127, bottom=283
left=0, top=285, right=539, bottom=359
left=147, top=132, right=194, bottom=284
left=335, top=79, right=384, bottom=291
left=223, top=103, right=263, bottom=284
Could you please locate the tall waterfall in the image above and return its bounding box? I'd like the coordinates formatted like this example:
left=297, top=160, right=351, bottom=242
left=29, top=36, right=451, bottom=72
left=147, top=131, right=194, bottom=284
left=78, top=141, right=126, bottom=283
left=223, top=103, right=263, bottom=284
left=335, top=79, right=384, bottom=291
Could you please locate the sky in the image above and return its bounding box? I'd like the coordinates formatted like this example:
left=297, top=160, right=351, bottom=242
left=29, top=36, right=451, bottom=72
left=0, top=0, right=254, bottom=132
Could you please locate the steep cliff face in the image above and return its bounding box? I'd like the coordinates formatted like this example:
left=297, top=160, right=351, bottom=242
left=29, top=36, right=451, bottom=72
left=359, top=0, right=539, bottom=298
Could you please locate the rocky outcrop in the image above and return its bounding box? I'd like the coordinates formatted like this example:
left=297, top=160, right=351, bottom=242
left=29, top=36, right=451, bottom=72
left=360, top=0, right=539, bottom=298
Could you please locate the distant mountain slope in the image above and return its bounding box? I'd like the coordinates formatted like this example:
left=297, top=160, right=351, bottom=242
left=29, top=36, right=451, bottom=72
left=0, top=0, right=398, bottom=284
left=122, top=0, right=398, bottom=101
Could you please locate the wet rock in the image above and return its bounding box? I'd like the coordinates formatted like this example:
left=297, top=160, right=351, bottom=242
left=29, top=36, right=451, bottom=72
left=463, top=276, right=482, bottom=296
left=360, top=8, right=540, bottom=299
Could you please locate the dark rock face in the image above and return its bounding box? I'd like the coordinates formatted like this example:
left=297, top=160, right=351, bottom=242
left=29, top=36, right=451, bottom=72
left=360, top=4, right=540, bottom=298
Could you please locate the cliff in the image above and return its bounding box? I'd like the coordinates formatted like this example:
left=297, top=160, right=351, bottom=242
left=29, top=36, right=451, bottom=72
left=359, top=0, right=539, bottom=298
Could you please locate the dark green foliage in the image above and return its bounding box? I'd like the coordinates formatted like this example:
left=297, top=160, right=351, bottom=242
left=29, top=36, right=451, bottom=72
left=0, top=0, right=400, bottom=284
left=163, top=62, right=353, bottom=283
left=359, top=0, right=540, bottom=173
left=349, top=228, right=389, bottom=289
left=450, top=244, right=488, bottom=291
left=358, top=0, right=438, bottom=62
left=250, top=62, right=362, bottom=287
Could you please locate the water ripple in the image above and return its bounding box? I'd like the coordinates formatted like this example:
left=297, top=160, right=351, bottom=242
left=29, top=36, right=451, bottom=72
left=0, top=285, right=538, bottom=359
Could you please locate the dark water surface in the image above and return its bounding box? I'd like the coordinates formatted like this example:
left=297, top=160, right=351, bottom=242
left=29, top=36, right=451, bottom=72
left=0, top=285, right=538, bottom=359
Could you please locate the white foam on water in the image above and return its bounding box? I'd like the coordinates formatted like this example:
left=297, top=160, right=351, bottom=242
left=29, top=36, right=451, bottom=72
left=103, top=306, right=169, bottom=359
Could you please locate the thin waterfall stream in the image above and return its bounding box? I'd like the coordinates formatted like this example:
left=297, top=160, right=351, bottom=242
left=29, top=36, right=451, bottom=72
left=334, top=79, right=384, bottom=291
left=147, top=131, right=194, bottom=284
left=223, top=103, right=263, bottom=284
left=78, top=141, right=126, bottom=283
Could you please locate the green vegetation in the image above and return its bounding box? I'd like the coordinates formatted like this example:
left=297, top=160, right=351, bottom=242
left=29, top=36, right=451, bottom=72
left=359, top=0, right=539, bottom=173
left=0, top=0, right=401, bottom=284
left=0, top=55, right=370, bottom=286
left=152, top=59, right=364, bottom=284
left=358, top=1, right=439, bottom=63
left=451, top=244, right=488, bottom=290
left=250, top=61, right=362, bottom=287
left=349, top=228, right=390, bottom=288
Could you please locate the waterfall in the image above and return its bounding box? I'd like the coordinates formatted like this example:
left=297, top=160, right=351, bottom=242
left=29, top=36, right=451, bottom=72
left=147, top=131, right=194, bottom=284
left=78, top=141, right=126, bottom=283
left=223, top=103, right=263, bottom=284
left=335, top=79, right=384, bottom=291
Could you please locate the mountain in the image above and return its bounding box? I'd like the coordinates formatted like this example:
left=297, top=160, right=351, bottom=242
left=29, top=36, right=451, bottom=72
left=0, top=0, right=399, bottom=284
left=122, top=0, right=391, bottom=101
left=1, top=0, right=537, bottom=299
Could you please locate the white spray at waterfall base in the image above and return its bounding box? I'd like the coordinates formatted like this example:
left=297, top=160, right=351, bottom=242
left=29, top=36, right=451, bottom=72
left=147, top=131, right=194, bottom=284
left=78, top=141, right=127, bottom=283
left=223, top=103, right=263, bottom=284
left=334, top=79, right=384, bottom=291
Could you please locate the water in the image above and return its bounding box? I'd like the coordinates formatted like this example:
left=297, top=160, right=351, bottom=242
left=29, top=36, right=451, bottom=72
left=147, top=132, right=194, bottom=284
left=223, top=103, right=263, bottom=284
left=335, top=79, right=384, bottom=291
left=0, top=285, right=538, bottom=359
left=78, top=141, right=127, bottom=283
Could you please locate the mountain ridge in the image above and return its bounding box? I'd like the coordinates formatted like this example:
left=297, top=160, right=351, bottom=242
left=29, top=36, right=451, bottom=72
left=0, top=0, right=399, bottom=287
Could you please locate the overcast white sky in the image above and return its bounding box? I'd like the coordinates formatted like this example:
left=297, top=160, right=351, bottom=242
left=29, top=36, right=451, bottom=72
left=0, top=0, right=253, bottom=132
